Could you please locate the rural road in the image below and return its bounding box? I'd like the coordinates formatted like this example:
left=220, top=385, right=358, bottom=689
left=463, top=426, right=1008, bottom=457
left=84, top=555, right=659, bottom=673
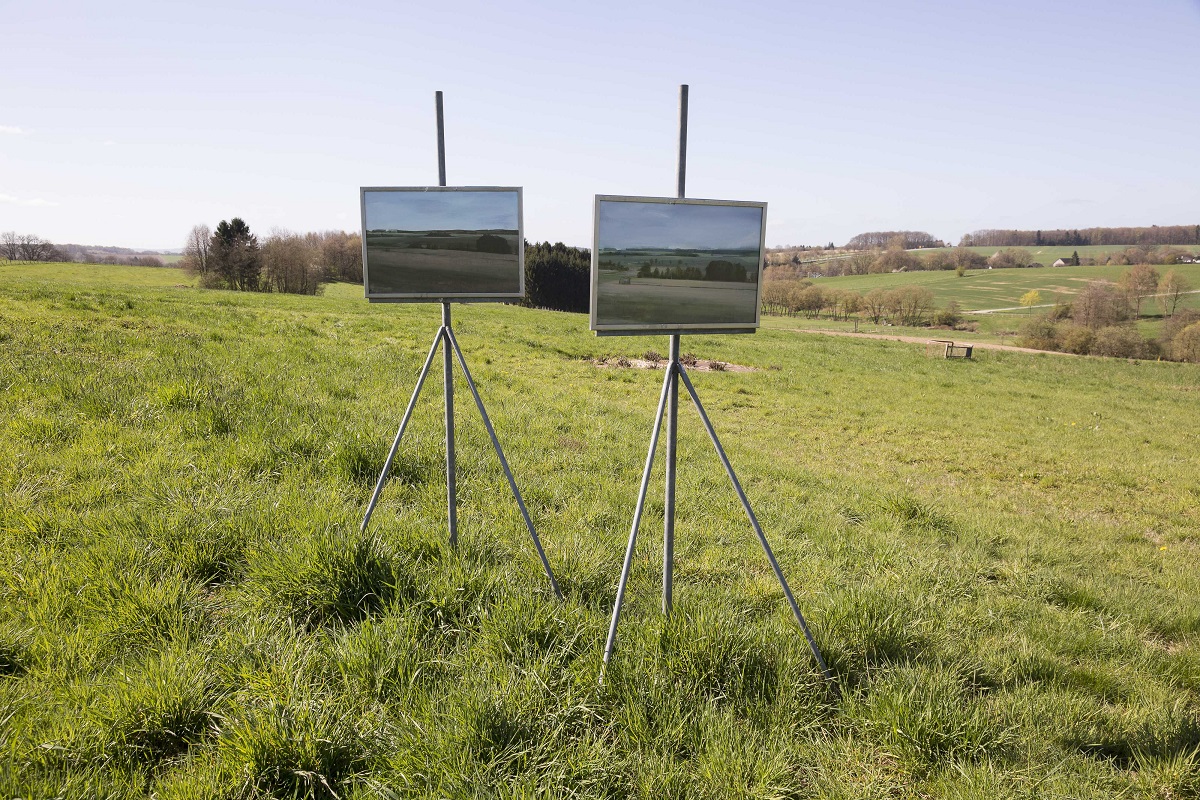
left=785, top=328, right=1076, bottom=355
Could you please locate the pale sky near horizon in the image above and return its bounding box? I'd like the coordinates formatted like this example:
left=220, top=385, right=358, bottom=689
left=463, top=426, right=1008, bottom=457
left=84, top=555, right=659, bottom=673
left=2, top=0, right=1199, bottom=250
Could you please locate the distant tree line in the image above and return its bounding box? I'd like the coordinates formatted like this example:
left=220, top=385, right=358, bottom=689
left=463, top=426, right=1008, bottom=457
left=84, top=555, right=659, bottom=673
left=767, top=241, right=1197, bottom=281
left=961, top=225, right=1200, bottom=247
left=181, top=219, right=362, bottom=294
left=844, top=231, right=943, bottom=250
left=523, top=241, right=589, bottom=312
left=761, top=280, right=963, bottom=329
left=1018, top=267, right=1198, bottom=361
left=0, top=232, right=65, bottom=263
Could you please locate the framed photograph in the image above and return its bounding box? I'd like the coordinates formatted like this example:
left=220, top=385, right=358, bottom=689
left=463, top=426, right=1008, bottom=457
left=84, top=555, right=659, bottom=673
left=360, top=186, right=524, bottom=302
left=590, top=195, right=767, bottom=334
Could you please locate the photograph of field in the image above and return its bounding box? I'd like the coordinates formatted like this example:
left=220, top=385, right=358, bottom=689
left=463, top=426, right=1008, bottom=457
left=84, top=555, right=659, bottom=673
left=592, top=198, right=765, bottom=331
left=362, top=189, right=521, bottom=298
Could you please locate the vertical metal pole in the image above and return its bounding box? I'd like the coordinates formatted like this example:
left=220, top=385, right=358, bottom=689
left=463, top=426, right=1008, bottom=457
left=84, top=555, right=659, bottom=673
left=663, top=84, right=688, bottom=615
left=676, top=84, right=688, bottom=200
left=435, top=90, right=447, bottom=187
left=443, top=303, right=457, bottom=549
left=662, top=339, right=679, bottom=614
left=445, top=328, right=562, bottom=598
left=436, top=92, right=456, bottom=548
left=360, top=328, right=445, bottom=533
left=602, top=364, right=674, bottom=678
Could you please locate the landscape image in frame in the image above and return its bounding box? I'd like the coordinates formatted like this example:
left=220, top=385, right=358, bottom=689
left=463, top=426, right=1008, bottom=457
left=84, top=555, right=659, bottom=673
left=592, top=197, right=765, bottom=332
left=362, top=188, right=522, bottom=299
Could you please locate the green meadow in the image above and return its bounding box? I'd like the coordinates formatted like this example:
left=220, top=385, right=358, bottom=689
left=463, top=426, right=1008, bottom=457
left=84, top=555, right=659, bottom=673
left=800, top=262, right=1200, bottom=312
left=2, top=263, right=1199, bottom=798
left=768, top=263, right=1200, bottom=345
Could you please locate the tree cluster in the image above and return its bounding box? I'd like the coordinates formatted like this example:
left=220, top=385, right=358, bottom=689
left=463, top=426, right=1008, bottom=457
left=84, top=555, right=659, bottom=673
left=761, top=279, right=949, bottom=328
left=1017, top=268, right=1197, bottom=361
left=844, top=231, right=942, bottom=250
left=0, top=232, right=64, bottom=263
left=181, top=221, right=362, bottom=294
left=523, top=241, right=589, bottom=313
left=961, top=224, right=1200, bottom=248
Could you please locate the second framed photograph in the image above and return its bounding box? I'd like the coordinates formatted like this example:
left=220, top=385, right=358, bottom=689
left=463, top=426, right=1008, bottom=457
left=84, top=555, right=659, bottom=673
left=590, top=196, right=767, bottom=335
left=361, top=186, right=524, bottom=302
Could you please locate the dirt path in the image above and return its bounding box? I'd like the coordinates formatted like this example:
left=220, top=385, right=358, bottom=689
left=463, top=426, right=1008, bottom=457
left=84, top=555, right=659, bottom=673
left=784, top=327, right=1077, bottom=356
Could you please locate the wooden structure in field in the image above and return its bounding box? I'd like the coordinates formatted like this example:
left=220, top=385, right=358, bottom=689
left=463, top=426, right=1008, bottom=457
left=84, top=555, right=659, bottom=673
left=927, top=339, right=973, bottom=359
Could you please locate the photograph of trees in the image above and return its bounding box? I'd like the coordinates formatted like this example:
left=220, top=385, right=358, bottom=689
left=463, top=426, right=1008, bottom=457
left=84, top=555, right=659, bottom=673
left=362, top=189, right=522, bottom=299
left=592, top=198, right=764, bottom=331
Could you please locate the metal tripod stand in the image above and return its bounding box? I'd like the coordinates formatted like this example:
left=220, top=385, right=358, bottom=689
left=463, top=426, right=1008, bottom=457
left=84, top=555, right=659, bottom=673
left=599, top=335, right=833, bottom=682
left=359, top=301, right=562, bottom=599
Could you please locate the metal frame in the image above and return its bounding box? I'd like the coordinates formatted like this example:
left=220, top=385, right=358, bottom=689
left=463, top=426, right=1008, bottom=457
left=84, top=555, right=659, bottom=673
left=360, top=185, right=525, bottom=303
left=600, top=85, right=832, bottom=688
left=358, top=90, right=560, bottom=599
left=589, top=194, right=768, bottom=335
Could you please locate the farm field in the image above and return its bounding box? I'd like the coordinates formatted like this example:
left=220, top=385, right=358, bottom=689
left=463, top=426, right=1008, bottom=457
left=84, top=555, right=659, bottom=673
left=594, top=246, right=760, bottom=329
left=803, top=262, right=1200, bottom=312
left=364, top=229, right=521, bottom=296
left=788, top=244, right=1200, bottom=273
left=2, top=263, right=1199, bottom=798
left=595, top=271, right=758, bottom=328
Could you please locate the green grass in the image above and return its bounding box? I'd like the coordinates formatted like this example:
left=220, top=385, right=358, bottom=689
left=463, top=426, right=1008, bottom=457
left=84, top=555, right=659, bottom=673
left=2, top=263, right=1199, bottom=798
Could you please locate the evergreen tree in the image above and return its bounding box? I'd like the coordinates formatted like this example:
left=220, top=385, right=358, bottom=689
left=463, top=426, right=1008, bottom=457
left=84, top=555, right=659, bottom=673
left=1072, top=250, right=1080, bottom=266
left=523, top=241, right=589, bottom=312
left=209, top=218, right=261, bottom=291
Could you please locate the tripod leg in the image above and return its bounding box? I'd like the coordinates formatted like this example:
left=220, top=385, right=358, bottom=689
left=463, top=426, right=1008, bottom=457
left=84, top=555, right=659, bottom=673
left=601, top=364, right=674, bottom=682
left=444, top=327, right=562, bottom=599
left=360, top=327, right=445, bottom=533
left=677, top=367, right=836, bottom=687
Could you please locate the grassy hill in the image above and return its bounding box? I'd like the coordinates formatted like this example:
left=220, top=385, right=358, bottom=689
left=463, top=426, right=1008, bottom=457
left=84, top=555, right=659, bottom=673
left=2, top=263, right=1199, bottom=798
left=800, top=263, right=1200, bottom=313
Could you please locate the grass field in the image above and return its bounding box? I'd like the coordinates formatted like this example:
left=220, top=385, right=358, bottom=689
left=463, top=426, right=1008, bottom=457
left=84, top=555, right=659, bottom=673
left=2, top=263, right=1199, bottom=798
left=803, top=263, right=1200, bottom=313
left=774, top=263, right=1200, bottom=345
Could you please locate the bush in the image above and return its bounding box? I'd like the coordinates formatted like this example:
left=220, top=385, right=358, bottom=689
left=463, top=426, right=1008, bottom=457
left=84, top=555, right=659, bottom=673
left=1017, top=315, right=1060, bottom=351
left=1059, top=325, right=1094, bottom=355
left=1173, top=322, right=1200, bottom=363
left=932, top=301, right=961, bottom=328
left=1091, top=326, right=1150, bottom=359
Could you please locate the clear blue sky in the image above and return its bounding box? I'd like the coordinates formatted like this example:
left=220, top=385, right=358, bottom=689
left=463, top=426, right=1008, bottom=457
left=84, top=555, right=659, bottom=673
left=3, top=0, right=1199, bottom=250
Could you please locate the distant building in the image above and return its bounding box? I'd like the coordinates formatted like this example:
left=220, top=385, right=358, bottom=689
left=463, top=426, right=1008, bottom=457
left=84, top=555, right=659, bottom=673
left=1052, top=258, right=1068, bottom=267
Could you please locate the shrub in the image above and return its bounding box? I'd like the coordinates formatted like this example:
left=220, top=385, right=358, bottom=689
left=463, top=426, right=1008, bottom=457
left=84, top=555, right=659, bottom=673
left=1059, top=325, right=1094, bottom=355
left=1091, top=326, right=1150, bottom=359
left=932, top=301, right=961, bottom=328
left=1017, top=315, right=1060, bottom=351
left=1173, top=322, right=1200, bottom=363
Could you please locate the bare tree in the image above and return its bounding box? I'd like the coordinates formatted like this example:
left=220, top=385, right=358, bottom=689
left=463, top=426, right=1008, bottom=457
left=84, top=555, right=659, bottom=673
left=181, top=224, right=211, bottom=276
left=1072, top=280, right=1128, bottom=329
left=1119, top=264, right=1160, bottom=318
left=863, top=288, right=889, bottom=324
left=0, top=232, right=19, bottom=262
left=1157, top=270, right=1192, bottom=317
left=262, top=228, right=323, bottom=295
